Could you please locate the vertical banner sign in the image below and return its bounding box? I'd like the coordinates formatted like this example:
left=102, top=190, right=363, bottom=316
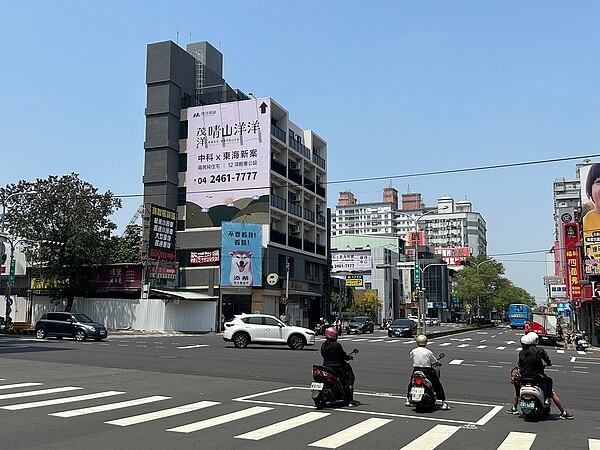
left=148, top=204, right=177, bottom=261
left=563, top=223, right=581, bottom=298
left=402, top=269, right=412, bottom=304
left=186, top=98, right=271, bottom=227
left=221, top=222, right=262, bottom=287
left=414, top=261, right=421, bottom=284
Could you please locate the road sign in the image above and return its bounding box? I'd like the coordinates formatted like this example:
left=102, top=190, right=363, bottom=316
left=8, top=259, right=15, bottom=286
left=414, top=262, right=420, bottom=284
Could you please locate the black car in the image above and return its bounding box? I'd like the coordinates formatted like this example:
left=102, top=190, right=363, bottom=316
left=388, top=318, right=417, bottom=337
left=346, top=316, right=375, bottom=334
left=35, top=312, right=108, bottom=341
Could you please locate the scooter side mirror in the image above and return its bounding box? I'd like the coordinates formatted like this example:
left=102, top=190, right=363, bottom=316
left=438, top=353, right=445, bottom=359
left=351, top=348, right=359, bottom=354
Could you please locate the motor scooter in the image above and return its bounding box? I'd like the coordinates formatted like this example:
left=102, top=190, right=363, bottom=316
left=406, top=353, right=445, bottom=412
left=314, top=321, right=329, bottom=336
left=575, top=332, right=589, bottom=351
left=519, top=375, right=551, bottom=422
left=310, top=349, right=358, bottom=409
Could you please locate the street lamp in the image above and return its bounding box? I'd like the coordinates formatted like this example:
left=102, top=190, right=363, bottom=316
left=472, top=257, right=494, bottom=323
left=397, top=207, right=449, bottom=334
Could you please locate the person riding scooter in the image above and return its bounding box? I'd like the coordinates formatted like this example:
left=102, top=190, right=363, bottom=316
left=517, top=332, right=573, bottom=419
left=315, top=317, right=328, bottom=336
left=320, top=326, right=358, bottom=407
left=405, top=334, right=449, bottom=410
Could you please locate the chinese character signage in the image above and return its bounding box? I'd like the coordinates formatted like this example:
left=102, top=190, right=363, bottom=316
left=148, top=204, right=177, bottom=261
left=190, top=250, right=220, bottom=265
left=407, top=231, right=424, bottom=247
left=331, top=250, right=372, bottom=273
left=220, top=222, right=263, bottom=287
left=562, top=223, right=581, bottom=298
left=186, top=99, right=271, bottom=227
left=435, top=247, right=471, bottom=268
left=345, top=274, right=364, bottom=287
left=95, top=265, right=142, bottom=289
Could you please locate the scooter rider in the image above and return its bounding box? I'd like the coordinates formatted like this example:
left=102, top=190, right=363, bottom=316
left=518, top=332, right=573, bottom=420
left=321, top=326, right=358, bottom=407
left=406, top=334, right=449, bottom=410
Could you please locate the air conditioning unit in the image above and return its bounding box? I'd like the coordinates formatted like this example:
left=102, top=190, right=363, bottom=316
left=290, top=225, right=301, bottom=234
left=290, top=162, right=301, bottom=171
left=290, top=194, right=301, bottom=202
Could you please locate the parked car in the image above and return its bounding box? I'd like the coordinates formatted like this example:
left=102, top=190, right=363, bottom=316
left=430, top=318, right=441, bottom=326
left=388, top=318, right=417, bottom=337
left=35, top=312, right=108, bottom=341
left=346, top=316, right=375, bottom=334
left=222, top=314, right=315, bottom=350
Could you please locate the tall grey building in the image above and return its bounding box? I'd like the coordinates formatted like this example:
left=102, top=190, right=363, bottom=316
left=143, top=40, right=329, bottom=330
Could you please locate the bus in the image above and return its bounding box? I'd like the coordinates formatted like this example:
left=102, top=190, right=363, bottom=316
left=508, top=304, right=529, bottom=329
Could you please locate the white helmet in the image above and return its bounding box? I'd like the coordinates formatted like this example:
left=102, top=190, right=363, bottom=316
left=521, top=332, right=538, bottom=346
left=416, top=334, right=428, bottom=347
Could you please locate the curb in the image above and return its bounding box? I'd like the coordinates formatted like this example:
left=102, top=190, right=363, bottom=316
left=0, top=328, right=35, bottom=335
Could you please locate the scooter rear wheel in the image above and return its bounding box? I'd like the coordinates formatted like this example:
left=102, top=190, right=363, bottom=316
left=313, top=393, right=326, bottom=409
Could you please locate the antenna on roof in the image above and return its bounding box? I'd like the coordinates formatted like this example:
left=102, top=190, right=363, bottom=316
left=176, top=29, right=179, bottom=45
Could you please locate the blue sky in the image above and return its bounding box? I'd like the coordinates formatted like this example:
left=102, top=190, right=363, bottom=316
left=2, top=1, right=600, bottom=302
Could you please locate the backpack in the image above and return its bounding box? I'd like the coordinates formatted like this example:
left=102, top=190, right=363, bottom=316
left=510, top=366, right=521, bottom=384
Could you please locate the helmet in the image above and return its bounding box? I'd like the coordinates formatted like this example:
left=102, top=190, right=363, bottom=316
left=416, top=334, right=428, bottom=346
left=324, top=326, right=338, bottom=341
left=521, top=332, right=539, bottom=346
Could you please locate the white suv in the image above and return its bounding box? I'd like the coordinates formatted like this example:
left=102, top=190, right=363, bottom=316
left=223, top=314, right=315, bottom=350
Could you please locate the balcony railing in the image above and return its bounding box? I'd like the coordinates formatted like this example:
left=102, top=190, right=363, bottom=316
left=270, top=228, right=286, bottom=245
left=271, top=194, right=286, bottom=211
left=304, top=208, right=315, bottom=223
left=317, top=214, right=326, bottom=227
left=316, top=184, right=326, bottom=198
left=303, top=239, right=316, bottom=253
left=271, top=124, right=286, bottom=143
left=312, top=153, right=326, bottom=169
left=288, top=169, right=302, bottom=185
left=316, top=243, right=326, bottom=256
left=289, top=137, right=310, bottom=159
left=271, top=158, right=286, bottom=177
left=303, top=176, right=316, bottom=192
left=288, top=235, right=302, bottom=250
left=288, top=202, right=302, bottom=217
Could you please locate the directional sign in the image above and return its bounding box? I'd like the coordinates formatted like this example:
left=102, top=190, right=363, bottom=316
left=8, top=259, right=15, bottom=286
left=414, top=262, right=420, bottom=284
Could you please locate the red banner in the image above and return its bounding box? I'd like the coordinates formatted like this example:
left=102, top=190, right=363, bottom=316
left=563, top=223, right=581, bottom=298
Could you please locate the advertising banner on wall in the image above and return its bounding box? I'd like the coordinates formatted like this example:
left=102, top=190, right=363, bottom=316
left=435, top=247, right=471, bottom=268
left=220, top=222, right=262, bottom=287
left=563, top=223, right=582, bottom=298
left=186, top=98, right=271, bottom=227
left=331, top=250, right=372, bottom=273
left=407, top=231, right=424, bottom=247
left=94, top=265, right=142, bottom=289
left=345, top=274, right=364, bottom=287
left=190, top=250, right=220, bottom=265
left=148, top=204, right=177, bottom=262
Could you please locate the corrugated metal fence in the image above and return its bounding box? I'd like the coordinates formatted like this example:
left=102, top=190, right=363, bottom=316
left=9, top=295, right=218, bottom=333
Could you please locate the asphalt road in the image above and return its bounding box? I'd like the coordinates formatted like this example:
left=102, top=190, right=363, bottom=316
left=0, top=324, right=598, bottom=449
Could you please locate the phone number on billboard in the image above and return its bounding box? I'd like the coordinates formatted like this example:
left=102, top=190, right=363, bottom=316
left=195, top=172, right=258, bottom=184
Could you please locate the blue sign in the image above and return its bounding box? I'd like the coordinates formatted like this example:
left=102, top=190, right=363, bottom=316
left=220, top=222, right=263, bottom=287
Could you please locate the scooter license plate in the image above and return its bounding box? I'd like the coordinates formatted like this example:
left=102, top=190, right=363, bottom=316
left=411, top=387, right=425, bottom=396
left=520, top=400, right=535, bottom=409
left=310, top=382, right=324, bottom=391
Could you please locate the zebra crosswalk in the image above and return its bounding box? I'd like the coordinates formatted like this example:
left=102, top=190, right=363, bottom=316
left=0, top=378, right=596, bottom=449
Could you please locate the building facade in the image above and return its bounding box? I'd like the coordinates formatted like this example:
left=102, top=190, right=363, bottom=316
left=143, top=40, right=329, bottom=331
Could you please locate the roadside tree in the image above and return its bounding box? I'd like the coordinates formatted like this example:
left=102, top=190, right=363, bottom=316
left=1, top=173, right=121, bottom=311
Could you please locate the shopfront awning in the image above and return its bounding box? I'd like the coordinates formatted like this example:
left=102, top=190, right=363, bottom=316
left=287, top=289, right=323, bottom=298
left=151, top=289, right=218, bottom=301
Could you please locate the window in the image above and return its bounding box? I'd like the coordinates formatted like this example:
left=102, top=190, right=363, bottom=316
left=265, top=317, right=280, bottom=326
left=177, top=187, right=186, bottom=206
left=178, top=153, right=187, bottom=172
left=305, top=261, right=321, bottom=282
left=179, top=120, right=188, bottom=139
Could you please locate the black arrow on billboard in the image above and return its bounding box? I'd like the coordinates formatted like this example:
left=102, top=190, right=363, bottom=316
left=259, top=102, right=268, bottom=114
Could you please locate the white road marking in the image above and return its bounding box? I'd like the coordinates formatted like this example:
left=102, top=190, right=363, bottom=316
left=449, top=360, right=463, bottom=365
left=308, top=417, right=392, bottom=448
left=556, top=349, right=565, bottom=354
left=387, top=340, right=401, bottom=343
left=496, top=346, right=506, bottom=350
left=166, top=406, right=272, bottom=433
left=399, top=424, right=460, bottom=449
left=589, top=438, right=600, bottom=449
left=572, top=370, right=588, bottom=374
left=0, top=382, right=43, bottom=390
left=505, top=341, right=516, bottom=345
left=106, top=401, right=220, bottom=426
left=352, top=338, right=368, bottom=342
left=578, top=350, right=587, bottom=355
left=369, top=339, right=384, bottom=343
left=457, top=344, right=469, bottom=348
left=497, top=431, right=536, bottom=449
left=176, top=344, right=209, bottom=349
left=439, top=343, right=452, bottom=347
left=475, top=405, right=503, bottom=426
left=50, top=395, right=171, bottom=417
left=0, top=386, right=83, bottom=400
left=236, top=411, right=329, bottom=440
left=476, top=345, right=487, bottom=349
left=1, top=391, right=125, bottom=410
